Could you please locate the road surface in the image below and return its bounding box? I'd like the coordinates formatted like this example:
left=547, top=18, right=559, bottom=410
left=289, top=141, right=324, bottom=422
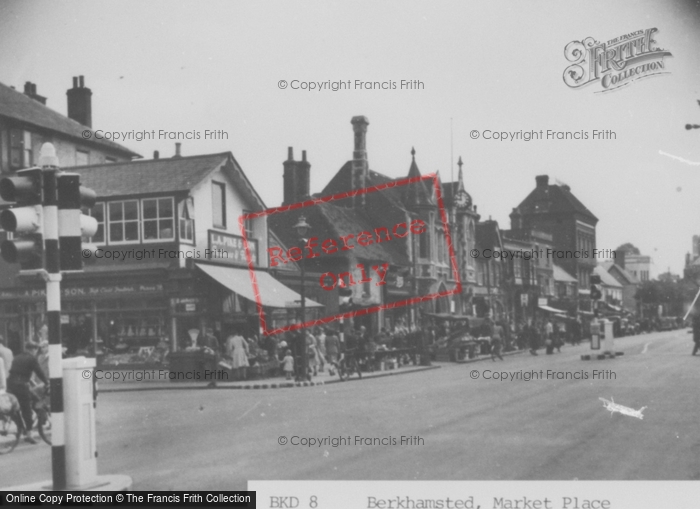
left=2, top=329, right=699, bottom=490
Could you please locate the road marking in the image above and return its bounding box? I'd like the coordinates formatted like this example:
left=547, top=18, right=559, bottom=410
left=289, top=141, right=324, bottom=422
left=642, top=342, right=651, bottom=354
left=237, top=400, right=261, bottom=421
left=599, top=397, right=647, bottom=420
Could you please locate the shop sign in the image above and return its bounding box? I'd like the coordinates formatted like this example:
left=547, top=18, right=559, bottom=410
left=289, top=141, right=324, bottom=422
left=0, top=284, right=164, bottom=301
left=171, top=297, right=200, bottom=314
left=538, top=297, right=548, bottom=306
left=208, top=230, right=258, bottom=267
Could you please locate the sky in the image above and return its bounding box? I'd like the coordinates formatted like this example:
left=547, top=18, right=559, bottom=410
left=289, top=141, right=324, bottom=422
left=1, top=0, right=699, bottom=276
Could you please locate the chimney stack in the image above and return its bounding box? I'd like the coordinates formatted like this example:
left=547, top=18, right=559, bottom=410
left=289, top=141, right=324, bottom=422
left=282, top=147, right=311, bottom=206
left=174, top=143, right=182, bottom=158
left=23, top=81, right=47, bottom=105
left=535, top=175, right=549, bottom=189
left=153, top=150, right=160, bottom=160
left=351, top=116, right=370, bottom=207
left=66, top=75, right=92, bottom=127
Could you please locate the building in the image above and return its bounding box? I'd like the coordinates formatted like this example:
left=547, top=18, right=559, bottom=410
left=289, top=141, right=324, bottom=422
left=473, top=220, right=505, bottom=320
left=0, top=150, right=318, bottom=363
left=624, top=254, right=652, bottom=282
left=500, top=232, right=538, bottom=325
left=269, top=116, right=472, bottom=334
left=601, top=259, right=640, bottom=315
left=593, top=265, right=623, bottom=314
left=0, top=77, right=139, bottom=182
left=510, top=175, right=598, bottom=313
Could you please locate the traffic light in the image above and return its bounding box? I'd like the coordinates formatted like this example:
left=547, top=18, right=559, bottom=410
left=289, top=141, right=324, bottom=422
left=0, top=168, right=44, bottom=270
left=57, top=173, right=97, bottom=271
left=590, top=274, right=602, bottom=300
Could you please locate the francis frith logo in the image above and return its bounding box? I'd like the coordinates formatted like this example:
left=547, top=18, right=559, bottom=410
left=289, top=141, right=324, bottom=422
left=563, top=28, right=672, bottom=92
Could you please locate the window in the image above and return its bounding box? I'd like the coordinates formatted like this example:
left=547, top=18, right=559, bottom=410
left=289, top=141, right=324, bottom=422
left=83, top=203, right=105, bottom=243
left=242, top=209, right=253, bottom=239
left=9, top=129, right=32, bottom=170
left=106, top=157, right=117, bottom=163
left=108, top=200, right=139, bottom=243
left=419, top=228, right=430, bottom=259
left=76, top=150, right=89, bottom=166
left=179, top=198, right=194, bottom=243
left=212, top=182, right=226, bottom=228
left=142, top=197, right=174, bottom=241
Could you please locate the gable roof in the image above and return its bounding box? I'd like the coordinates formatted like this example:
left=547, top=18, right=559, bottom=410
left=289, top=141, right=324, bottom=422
left=0, top=82, right=140, bottom=158
left=601, top=261, right=641, bottom=285
left=594, top=265, right=622, bottom=287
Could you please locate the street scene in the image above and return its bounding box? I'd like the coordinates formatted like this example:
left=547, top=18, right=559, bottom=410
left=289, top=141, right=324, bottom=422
left=1, top=1, right=700, bottom=507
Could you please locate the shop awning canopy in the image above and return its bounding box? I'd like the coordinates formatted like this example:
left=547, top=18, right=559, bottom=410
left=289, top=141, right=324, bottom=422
left=196, top=264, right=323, bottom=309
left=538, top=305, right=568, bottom=314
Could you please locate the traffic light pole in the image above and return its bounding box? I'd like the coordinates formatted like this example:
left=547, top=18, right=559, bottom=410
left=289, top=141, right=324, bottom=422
left=42, top=164, right=67, bottom=490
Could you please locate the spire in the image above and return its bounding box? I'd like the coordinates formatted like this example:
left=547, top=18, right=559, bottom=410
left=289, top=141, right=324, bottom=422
left=411, top=146, right=416, bottom=161
left=457, top=156, right=463, bottom=182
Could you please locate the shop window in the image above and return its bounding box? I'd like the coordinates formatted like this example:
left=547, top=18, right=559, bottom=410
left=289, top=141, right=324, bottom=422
left=142, top=197, right=174, bottom=241
left=212, top=181, right=226, bottom=228
left=108, top=200, right=140, bottom=243
left=179, top=198, right=194, bottom=243
left=83, top=202, right=105, bottom=243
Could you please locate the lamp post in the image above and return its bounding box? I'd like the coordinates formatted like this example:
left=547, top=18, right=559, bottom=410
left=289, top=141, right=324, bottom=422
left=293, top=215, right=311, bottom=381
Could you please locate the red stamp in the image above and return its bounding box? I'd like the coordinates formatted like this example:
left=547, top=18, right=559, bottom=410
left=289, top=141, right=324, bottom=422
left=239, top=173, right=460, bottom=335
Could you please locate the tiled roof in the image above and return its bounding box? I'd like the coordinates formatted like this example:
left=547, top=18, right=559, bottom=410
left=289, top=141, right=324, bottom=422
left=70, top=153, right=229, bottom=197
left=268, top=200, right=410, bottom=268
left=0, top=82, right=140, bottom=158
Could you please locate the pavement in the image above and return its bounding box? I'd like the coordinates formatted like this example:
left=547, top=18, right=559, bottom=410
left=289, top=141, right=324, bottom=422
left=96, top=347, right=526, bottom=392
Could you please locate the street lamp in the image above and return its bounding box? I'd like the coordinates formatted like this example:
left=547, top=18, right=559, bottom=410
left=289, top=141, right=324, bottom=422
left=293, top=215, right=311, bottom=381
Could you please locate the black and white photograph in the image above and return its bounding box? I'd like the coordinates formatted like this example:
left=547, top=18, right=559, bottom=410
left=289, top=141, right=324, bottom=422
left=0, top=1, right=699, bottom=508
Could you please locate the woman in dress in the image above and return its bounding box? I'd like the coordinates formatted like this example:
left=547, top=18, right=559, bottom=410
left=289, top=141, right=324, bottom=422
left=226, top=332, right=249, bottom=380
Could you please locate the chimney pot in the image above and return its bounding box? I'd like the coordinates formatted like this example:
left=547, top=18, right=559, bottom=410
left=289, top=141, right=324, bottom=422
left=174, top=143, right=181, bottom=157
left=287, top=147, right=294, bottom=161
left=302, top=150, right=307, bottom=162
left=154, top=150, right=159, bottom=160
left=79, top=75, right=84, bottom=88
left=535, top=175, right=549, bottom=189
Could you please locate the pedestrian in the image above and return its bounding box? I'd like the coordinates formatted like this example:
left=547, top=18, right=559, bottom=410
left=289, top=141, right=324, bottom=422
left=201, top=328, right=220, bottom=388
left=316, top=327, right=327, bottom=373
left=7, top=341, right=47, bottom=443
left=325, top=329, right=340, bottom=376
left=490, top=319, right=504, bottom=361
left=0, top=335, right=13, bottom=390
left=306, top=330, right=319, bottom=377
left=225, top=331, right=249, bottom=380
left=528, top=320, right=539, bottom=355
left=544, top=319, right=554, bottom=355
left=282, top=349, right=294, bottom=380
left=692, top=313, right=700, bottom=356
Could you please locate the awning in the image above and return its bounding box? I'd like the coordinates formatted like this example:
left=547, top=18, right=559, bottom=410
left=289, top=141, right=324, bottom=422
left=539, top=305, right=568, bottom=314
left=196, top=264, right=323, bottom=309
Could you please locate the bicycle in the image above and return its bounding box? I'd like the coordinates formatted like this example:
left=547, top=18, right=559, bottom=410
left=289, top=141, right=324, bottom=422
left=335, top=350, right=363, bottom=381
left=0, top=385, right=50, bottom=454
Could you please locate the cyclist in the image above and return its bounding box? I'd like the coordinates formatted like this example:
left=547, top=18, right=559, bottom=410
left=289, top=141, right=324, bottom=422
left=7, top=341, right=47, bottom=444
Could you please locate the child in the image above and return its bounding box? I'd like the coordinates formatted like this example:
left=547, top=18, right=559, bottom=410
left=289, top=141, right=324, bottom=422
left=282, top=349, right=294, bottom=380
